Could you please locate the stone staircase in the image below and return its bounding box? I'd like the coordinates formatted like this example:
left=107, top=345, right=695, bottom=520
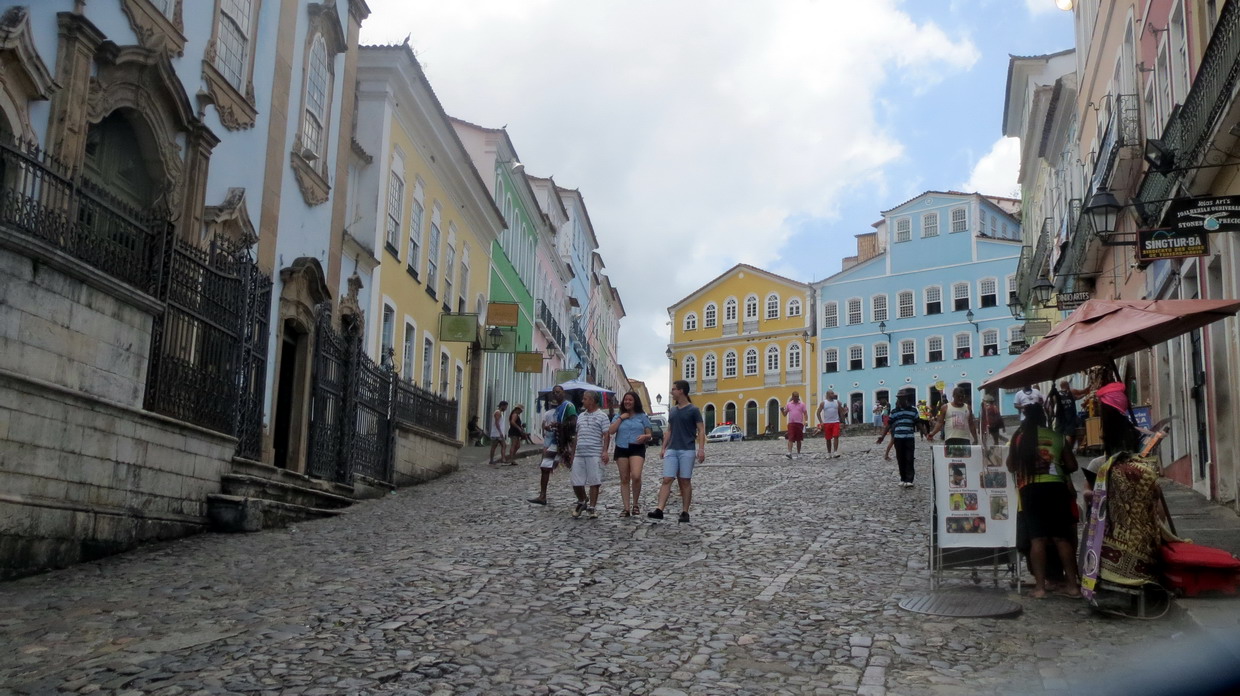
left=207, top=458, right=357, bottom=532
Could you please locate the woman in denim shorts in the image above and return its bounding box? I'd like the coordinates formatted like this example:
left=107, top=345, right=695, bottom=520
left=648, top=380, right=705, bottom=523
left=608, top=391, right=653, bottom=517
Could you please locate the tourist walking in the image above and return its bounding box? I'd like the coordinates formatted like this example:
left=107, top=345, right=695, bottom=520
left=489, top=401, right=509, bottom=465
left=570, top=391, right=611, bottom=519
left=816, top=390, right=843, bottom=458
left=1006, top=402, right=1081, bottom=599
left=781, top=391, right=808, bottom=459
left=607, top=391, right=653, bottom=517
left=1014, top=384, right=1045, bottom=422
left=981, top=394, right=1006, bottom=445
left=649, top=380, right=705, bottom=523
left=876, top=389, right=920, bottom=487
left=506, top=404, right=527, bottom=465
left=1050, top=379, right=1086, bottom=448
left=928, top=386, right=978, bottom=447
left=529, top=386, right=576, bottom=506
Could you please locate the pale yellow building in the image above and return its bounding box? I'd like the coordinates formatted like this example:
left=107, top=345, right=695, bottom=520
left=353, top=45, right=504, bottom=440
left=667, top=264, right=815, bottom=436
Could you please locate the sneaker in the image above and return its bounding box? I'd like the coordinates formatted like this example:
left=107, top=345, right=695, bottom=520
left=647, top=508, right=664, bottom=520
left=678, top=511, right=690, bottom=523
left=572, top=501, right=586, bottom=518
left=588, top=507, right=598, bottom=519
left=785, top=453, right=792, bottom=460
left=528, top=497, right=547, bottom=505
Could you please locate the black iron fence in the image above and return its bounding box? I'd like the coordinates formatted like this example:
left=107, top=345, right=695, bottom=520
left=0, top=137, right=166, bottom=294
left=394, top=379, right=458, bottom=438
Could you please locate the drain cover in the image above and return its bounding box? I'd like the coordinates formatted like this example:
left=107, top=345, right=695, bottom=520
left=899, top=591, right=1023, bottom=618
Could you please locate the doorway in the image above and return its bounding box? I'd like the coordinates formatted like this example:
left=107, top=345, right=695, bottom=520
left=272, top=319, right=309, bottom=469
left=704, top=404, right=716, bottom=431
left=849, top=392, right=863, bottom=425
left=745, top=400, right=758, bottom=438
left=725, top=402, right=736, bottom=426
left=767, top=398, right=781, bottom=435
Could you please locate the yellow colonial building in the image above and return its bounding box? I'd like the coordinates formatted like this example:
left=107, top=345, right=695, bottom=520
left=353, top=45, right=504, bottom=440
left=667, top=264, right=816, bottom=436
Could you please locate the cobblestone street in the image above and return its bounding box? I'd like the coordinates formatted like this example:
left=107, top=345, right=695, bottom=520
left=0, top=433, right=1199, bottom=695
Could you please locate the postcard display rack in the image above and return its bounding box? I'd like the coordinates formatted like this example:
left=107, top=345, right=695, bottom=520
left=929, top=445, right=1020, bottom=590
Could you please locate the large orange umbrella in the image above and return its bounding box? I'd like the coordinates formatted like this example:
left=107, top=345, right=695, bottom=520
left=981, top=299, right=1240, bottom=390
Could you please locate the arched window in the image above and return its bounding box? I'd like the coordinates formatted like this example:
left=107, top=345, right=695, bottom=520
left=724, top=298, right=738, bottom=322
left=824, top=348, right=839, bottom=373
left=684, top=312, right=698, bottom=331
left=787, top=343, right=802, bottom=370
left=744, top=348, right=759, bottom=375
left=704, top=302, right=718, bottom=328
left=744, top=294, right=759, bottom=319
left=703, top=352, right=718, bottom=378
left=898, top=291, right=914, bottom=318
left=927, top=335, right=944, bottom=362
left=872, top=294, right=888, bottom=322
left=765, top=345, right=780, bottom=372
left=766, top=293, right=780, bottom=319
left=953, top=282, right=970, bottom=311
left=214, top=0, right=255, bottom=90
left=823, top=301, right=838, bottom=328
left=787, top=298, right=802, bottom=317
left=683, top=354, right=697, bottom=380
left=873, top=342, right=889, bottom=368
left=301, top=34, right=330, bottom=159
left=847, top=298, right=862, bottom=325
left=848, top=345, right=863, bottom=370
left=955, top=332, right=972, bottom=359
left=900, top=339, right=916, bottom=365
left=982, top=329, right=999, bottom=356
left=925, top=285, right=942, bottom=315
left=923, top=211, right=939, bottom=237
left=724, top=350, right=738, bottom=378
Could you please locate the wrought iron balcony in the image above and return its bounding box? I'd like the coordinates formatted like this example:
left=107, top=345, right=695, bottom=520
left=535, top=299, right=566, bottom=349
left=570, top=317, right=591, bottom=361
left=0, top=137, right=169, bottom=294
left=1135, top=0, right=1240, bottom=222
left=1090, top=93, right=1141, bottom=193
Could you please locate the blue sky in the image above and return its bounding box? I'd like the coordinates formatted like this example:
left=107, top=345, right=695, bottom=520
left=360, top=0, right=1076, bottom=397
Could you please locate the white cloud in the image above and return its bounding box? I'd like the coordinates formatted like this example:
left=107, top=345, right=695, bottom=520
left=361, top=0, right=980, bottom=397
left=961, top=137, right=1021, bottom=198
left=1025, top=0, right=1063, bottom=15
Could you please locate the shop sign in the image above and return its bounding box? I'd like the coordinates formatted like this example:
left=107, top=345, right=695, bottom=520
left=486, top=301, right=520, bottom=327
left=1023, top=318, right=1052, bottom=337
left=1136, top=227, right=1209, bottom=262
left=1055, top=291, right=1091, bottom=311
left=485, top=327, right=517, bottom=353
left=514, top=352, right=544, bottom=373
left=439, top=313, right=479, bottom=342
left=554, top=369, right=580, bottom=383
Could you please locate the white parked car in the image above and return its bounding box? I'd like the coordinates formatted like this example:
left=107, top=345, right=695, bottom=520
left=706, top=424, right=745, bottom=442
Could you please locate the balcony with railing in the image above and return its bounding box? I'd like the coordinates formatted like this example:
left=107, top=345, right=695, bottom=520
left=1090, top=93, right=1141, bottom=193
left=535, top=299, right=566, bottom=349
left=570, top=317, right=591, bottom=362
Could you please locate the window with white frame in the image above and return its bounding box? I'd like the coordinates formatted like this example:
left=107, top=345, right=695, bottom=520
left=402, top=322, right=415, bottom=378
left=923, top=212, right=939, bottom=237
left=847, top=298, right=862, bottom=325
left=439, top=351, right=449, bottom=394
left=953, top=282, right=970, bottom=311
left=704, top=302, right=717, bottom=328
left=766, top=293, right=780, bottom=319
left=385, top=172, right=403, bottom=253
left=725, top=298, right=738, bottom=322
left=408, top=180, right=424, bottom=275
left=724, top=350, right=737, bottom=378
left=684, top=312, right=698, bottom=331
left=874, top=342, right=889, bottom=368
left=980, top=277, right=997, bottom=308
left=426, top=207, right=441, bottom=293
left=421, top=336, right=434, bottom=387
left=1010, top=325, right=1025, bottom=346
left=824, top=301, right=838, bottom=328
left=955, top=332, right=972, bottom=359
left=982, top=329, right=999, bottom=356
left=1170, top=2, right=1189, bottom=104
left=925, top=285, right=942, bottom=315
left=848, top=345, right=863, bottom=371
left=683, top=355, right=697, bottom=381
left=766, top=345, right=780, bottom=372
left=301, top=34, right=330, bottom=160
left=215, top=0, right=254, bottom=90
left=745, top=294, right=759, bottom=319
left=896, top=218, right=911, bottom=242
left=1007, top=275, right=1017, bottom=305
left=703, top=353, right=717, bottom=379
left=443, top=236, right=456, bottom=303
left=381, top=304, right=395, bottom=363
left=900, top=339, right=916, bottom=365
left=744, top=348, right=758, bottom=375
left=928, top=336, right=943, bottom=362
left=788, top=343, right=801, bottom=370
left=898, top=291, right=914, bottom=318
left=458, top=246, right=469, bottom=312
left=787, top=298, right=802, bottom=317
left=824, top=348, right=839, bottom=373
left=951, top=207, right=967, bottom=233
left=872, top=294, right=888, bottom=322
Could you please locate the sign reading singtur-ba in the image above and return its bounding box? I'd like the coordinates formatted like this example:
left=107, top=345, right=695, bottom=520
left=1138, top=196, right=1240, bottom=262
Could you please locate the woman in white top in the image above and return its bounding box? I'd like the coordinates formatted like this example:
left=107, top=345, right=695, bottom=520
left=928, top=386, right=978, bottom=446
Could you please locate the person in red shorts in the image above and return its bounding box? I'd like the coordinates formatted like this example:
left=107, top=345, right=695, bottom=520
left=816, top=390, right=843, bottom=458
left=780, top=391, right=808, bottom=460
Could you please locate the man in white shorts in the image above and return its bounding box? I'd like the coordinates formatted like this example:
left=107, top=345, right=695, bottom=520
left=529, top=386, right=576, bottom=506
left=571, top=391, right=611, bottom=519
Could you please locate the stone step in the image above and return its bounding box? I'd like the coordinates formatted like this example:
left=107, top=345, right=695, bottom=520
left=207, top=493, right=345, bottom=533
left=220, top=473, right=355, bottom=511
left=230, top=457, right=356, bottom=498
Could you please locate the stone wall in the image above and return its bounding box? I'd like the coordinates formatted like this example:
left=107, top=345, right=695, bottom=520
left=392, top=423, right=461, bottom=486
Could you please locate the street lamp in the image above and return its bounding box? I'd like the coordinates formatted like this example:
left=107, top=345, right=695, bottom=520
left=1007, top=295, right=1025, bottom=320
left=656, top=394, right=662, bottom=405
left=1086, top=187, right=1123, bottom=238
left=965, top=310, right=978, bottom=333
left=878, top=320, right=892, bottom=342
left=1031, top=277, right=1055, bottom=307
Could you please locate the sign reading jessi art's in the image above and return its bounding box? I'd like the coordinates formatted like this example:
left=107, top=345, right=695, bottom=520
left=1137, top=196, right=1239, bottom=262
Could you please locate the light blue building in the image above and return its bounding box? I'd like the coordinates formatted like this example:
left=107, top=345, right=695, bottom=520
left=813, top=191, right=1025, bottom=423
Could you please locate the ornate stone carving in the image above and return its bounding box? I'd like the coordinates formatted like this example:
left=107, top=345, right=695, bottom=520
left=199, top=60, right=258, bottom=131
left=339, top=271, right=365, bottom=337
left=203, top=187, right=258, bottom=246
left=120, top=0, right=187, bottom=58
left=290, top=148, right=331, bottom=207
left=0, top=7, right=57, bottom=144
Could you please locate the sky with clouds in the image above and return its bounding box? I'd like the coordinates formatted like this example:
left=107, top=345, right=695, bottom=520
left=359, top=0, right=1074, bottom=405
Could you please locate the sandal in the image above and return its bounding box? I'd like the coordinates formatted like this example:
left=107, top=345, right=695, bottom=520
left=631, top=505, right=640, bottom=516
left=619, top=509, right=630, bottom=517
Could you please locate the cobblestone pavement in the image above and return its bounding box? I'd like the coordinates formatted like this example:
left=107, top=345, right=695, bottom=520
left=0, top=433, right=1201, bottom=695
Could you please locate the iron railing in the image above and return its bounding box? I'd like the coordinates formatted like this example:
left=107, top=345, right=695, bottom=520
left=1090, top=93, right=1140, bottom=193
left=1136, top=0, right=1240, bottom=222
left=0, top=137, right=167, bottom=294
left=535, top=299, right=566, bottom=349
left=570, top=317, right=591, bottom=361
left=394, top=379, right=458, bottom=438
